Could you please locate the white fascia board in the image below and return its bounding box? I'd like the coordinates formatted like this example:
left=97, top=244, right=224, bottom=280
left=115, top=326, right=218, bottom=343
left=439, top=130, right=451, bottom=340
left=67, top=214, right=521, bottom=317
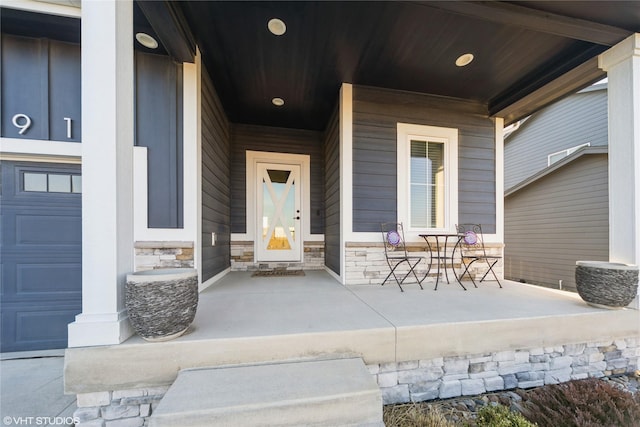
left=3, top=0, right=81, bottom=17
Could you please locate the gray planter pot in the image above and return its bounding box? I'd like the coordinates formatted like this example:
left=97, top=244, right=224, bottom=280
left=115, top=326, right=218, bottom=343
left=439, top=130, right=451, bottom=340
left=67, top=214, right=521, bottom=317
left=575, top=261, right=638, bottom=309
left=126, top=268, right=198, bottom=341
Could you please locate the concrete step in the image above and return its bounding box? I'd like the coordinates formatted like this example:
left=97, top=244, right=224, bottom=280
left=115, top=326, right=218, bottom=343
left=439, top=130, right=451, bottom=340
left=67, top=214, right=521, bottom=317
left=149, top=358, right=383, bottom=427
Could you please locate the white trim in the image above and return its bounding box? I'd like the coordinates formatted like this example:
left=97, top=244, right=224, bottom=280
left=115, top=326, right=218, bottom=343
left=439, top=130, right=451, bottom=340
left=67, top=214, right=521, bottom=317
left=547, top=143, right=590, bottom=166
left=340, top=83, right=353, bottom=283
left=245, top=150, right=312, bottom=242
left=494, top=117, right=505, bottom=246
left=397, top=122, right=459, bottom=234
left=192, top=46, right=202, bottom=290
left=1, top=138, right=82, bottom=159
left=0, top=152, right=81, bottom=164
left=199, top=267, right=230, bottom=292
left=2, top=0, right=81, bottom=18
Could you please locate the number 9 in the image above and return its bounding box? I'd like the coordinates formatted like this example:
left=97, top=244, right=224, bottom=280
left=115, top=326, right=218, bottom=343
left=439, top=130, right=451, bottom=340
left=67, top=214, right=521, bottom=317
left=12, top=114, right=32, bottom=135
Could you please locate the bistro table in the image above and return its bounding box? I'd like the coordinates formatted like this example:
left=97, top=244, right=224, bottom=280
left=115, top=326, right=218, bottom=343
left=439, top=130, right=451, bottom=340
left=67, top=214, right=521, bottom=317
left=419, top=233, right=467, bottom=290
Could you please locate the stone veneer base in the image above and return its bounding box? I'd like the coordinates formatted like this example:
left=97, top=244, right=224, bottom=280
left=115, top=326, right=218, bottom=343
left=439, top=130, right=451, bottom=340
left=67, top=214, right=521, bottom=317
left=73, top=338, right=639, bottom=426
left=230, top=240, right=325, bottom=271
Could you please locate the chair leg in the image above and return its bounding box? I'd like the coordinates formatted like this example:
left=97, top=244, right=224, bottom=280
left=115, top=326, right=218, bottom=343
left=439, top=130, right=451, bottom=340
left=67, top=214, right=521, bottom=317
left=479, top=259, right=502, bottom=288
left=408, top=259, right=424, bottom=290
left=460, top=258, right=479, bottom=288
left=382, top=263, right=404, bottom=292
left=382, top=259, right=425, bottom=292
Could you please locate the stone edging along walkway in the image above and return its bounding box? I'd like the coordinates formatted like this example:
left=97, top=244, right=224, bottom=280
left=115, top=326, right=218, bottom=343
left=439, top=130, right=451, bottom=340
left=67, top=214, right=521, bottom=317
left=389, top=373, right=639, bottom=425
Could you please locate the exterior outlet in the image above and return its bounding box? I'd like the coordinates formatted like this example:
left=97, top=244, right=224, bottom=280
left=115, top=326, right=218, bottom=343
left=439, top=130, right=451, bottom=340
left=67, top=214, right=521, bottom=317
left=211, top=232, right=216, bottom=246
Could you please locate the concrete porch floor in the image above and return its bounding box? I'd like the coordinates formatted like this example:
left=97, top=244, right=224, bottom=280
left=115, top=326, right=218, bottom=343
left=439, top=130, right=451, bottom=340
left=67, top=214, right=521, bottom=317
left=64, top=270, right=639, bottom=394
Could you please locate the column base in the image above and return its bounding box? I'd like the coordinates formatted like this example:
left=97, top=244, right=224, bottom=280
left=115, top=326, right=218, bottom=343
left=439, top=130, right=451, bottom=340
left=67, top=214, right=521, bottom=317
left=68, top=311, right=134, bottom=347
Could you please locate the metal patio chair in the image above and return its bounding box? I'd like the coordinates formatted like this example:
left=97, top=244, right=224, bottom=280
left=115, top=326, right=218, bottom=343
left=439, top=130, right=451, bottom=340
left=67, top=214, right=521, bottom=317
left=455, top=224, right=502, bottom=288
left=380, top=222, right=424, bottom=292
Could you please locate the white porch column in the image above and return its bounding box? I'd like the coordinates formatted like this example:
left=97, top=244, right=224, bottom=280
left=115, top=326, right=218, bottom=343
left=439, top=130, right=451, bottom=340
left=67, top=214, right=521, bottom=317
left=598, top=34, right=640, bottom=271
left=68, top=0, right=135, bottom=346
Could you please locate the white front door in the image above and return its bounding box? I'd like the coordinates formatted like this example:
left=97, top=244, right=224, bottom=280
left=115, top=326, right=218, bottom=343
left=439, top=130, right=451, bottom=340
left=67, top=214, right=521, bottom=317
left=256, top=162, right=302, bottom=261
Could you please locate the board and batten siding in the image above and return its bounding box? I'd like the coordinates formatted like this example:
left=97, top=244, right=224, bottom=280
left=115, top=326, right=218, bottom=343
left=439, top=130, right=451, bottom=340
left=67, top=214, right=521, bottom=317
left=1, top=34, right=81, bottom=142
left=323, top=106, right=340, bottom=275
left=352, top=85, right=497, bottom=233
left=504, top=153, right=608, bottom=291
left=201, top=65, right=231, bottom=281
left=230, top=124, right=325, bottom=235
left=504, top=85, right=607, bottom=190
left=135, top=52, right=184, bottom=229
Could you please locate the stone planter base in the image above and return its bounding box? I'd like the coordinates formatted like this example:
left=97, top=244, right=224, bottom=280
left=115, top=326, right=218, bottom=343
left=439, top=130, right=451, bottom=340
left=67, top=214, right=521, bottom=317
left=575, top=261, right=638, bottom=309
left=126, top=268, right=198, bottom=341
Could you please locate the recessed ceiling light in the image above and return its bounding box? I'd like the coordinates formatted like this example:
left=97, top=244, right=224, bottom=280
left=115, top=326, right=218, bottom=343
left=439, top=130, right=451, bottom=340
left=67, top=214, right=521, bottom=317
left=455, top=53, right=474, bottom=67
left=136, top=32, right=158, bottom=49
left=268, top=18, right=287, bottom=36
left=272, top=97, right=285, bottom=107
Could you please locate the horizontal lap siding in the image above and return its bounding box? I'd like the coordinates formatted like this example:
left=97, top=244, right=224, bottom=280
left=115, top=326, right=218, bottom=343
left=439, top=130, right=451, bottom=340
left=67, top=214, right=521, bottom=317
left=230, top=124, right=324, bottom=235
left=352, top=85, right=496, bottom=233
left=201, top=66, right=231, bottom=281
left=504, top=154, right=608, bottom=291
left=324, top=107, right=340, bottom=274
left=504, top=88, right=607, bottom=190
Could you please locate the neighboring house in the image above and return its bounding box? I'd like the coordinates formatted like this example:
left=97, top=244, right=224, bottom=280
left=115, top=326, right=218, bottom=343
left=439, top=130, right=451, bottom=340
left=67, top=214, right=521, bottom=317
left=0, top=0, right=638, bottom=363
left=504, top=84, right=609, bottom=291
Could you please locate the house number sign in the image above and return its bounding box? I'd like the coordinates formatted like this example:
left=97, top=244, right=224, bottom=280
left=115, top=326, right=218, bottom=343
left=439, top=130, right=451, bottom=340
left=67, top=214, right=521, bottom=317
left=11, top=113, right=74, bottom=139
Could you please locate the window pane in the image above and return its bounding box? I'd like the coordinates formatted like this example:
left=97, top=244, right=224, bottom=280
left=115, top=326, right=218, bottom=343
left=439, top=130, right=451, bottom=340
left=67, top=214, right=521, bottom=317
left=72, top=175, right=82, bottom=193
left=24, top=173, right=47, bottom=192
left=411, top=184, right=428, bottom=227
left=410, top=140, right=444, bottom=228
left=429, top=143, right=445, bottom=228
left=48, top=174, right=71, bottom=193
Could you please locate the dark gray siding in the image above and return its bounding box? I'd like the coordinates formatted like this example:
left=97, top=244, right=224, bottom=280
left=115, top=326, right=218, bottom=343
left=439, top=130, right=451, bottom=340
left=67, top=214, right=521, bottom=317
left=135, top=52, right=183, bottom=228
left=201, top=66, right=231, bottom=281
left=504, top=153, right=608, bottom=291
left=1, top=35, right=81, bottom=141
left=352, top=85, right=496, bottom=233
left=230, top=124, right=325, bottom=235
left=323, top=107, right=340, bottom=275
left=504, top=86, right=608, bottom=190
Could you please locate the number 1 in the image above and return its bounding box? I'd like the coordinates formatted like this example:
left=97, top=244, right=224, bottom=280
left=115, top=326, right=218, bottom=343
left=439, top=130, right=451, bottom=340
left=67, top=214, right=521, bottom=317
left=64, top=117, right=72, bottom=138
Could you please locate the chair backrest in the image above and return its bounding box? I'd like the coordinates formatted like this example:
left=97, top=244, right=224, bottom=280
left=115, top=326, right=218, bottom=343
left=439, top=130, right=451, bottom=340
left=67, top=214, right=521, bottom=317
left=455, top=224, right=488, bottom=256
left=381, top=222, right=409, bottom=257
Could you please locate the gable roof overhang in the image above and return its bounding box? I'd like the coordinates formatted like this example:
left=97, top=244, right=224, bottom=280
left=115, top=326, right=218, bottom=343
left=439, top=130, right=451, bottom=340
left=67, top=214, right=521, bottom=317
left=505, top=145, right=609, bottom=197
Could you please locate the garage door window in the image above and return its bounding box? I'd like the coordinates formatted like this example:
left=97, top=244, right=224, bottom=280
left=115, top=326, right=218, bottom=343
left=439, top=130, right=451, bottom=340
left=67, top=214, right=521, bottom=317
left=23, top=172, right=81, bottom=193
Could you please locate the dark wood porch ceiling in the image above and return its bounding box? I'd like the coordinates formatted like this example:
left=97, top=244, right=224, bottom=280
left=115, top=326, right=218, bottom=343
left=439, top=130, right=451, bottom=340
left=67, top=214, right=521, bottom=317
left=173, top=1, right=637, bottom=130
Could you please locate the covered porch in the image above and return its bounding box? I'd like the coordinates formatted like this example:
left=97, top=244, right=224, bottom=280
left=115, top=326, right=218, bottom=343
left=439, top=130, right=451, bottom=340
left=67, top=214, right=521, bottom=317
left=65, top=271, right=639, bottom=405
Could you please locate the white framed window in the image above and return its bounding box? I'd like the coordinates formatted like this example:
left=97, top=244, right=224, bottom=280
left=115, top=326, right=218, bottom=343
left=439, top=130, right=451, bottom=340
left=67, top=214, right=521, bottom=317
left=397, top=123, right=458, bottom=233
left=548, top=143, right=590, bottom=166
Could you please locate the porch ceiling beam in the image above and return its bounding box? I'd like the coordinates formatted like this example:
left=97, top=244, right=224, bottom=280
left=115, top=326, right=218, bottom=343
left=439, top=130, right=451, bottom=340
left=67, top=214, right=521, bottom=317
left=421, top=1, right=631, bottom=46
left=136, top=0, right=195, bottom=63
left=492, top=55, right=605, bottom=125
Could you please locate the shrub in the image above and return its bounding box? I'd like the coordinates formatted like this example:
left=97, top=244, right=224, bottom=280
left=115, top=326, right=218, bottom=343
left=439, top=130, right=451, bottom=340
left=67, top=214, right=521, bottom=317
left=476, top=404, right=536, bottom=427
left=521, top=378, right=640, bottom=427
left=383, top=403, right=456, bottom=427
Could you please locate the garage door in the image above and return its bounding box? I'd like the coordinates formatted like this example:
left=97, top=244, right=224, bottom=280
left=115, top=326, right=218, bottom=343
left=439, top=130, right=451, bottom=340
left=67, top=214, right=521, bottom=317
left=1, top=161, right=82, bottom=352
